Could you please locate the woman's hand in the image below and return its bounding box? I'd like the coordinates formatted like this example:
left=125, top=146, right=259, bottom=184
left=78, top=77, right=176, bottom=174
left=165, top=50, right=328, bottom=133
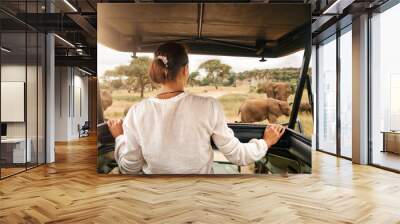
left=263, top=124, right=285, bottom=148
left=107, top=119, right=124, bottom=138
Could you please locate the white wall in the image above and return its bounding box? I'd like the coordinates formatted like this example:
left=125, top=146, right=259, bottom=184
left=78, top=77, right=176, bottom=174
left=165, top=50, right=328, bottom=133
left=70, top=72, right=89, bottom=138
left=1, top=65, right=28, bottom=138
left=46, top=32, right=56, bottom=163
left=55, top=66, right=69, bottom=141
left=352, top=14, right=369, bottom=164
left=54, top=67, right=89, bottom=141
left=1, top=63, right=46, bottom=164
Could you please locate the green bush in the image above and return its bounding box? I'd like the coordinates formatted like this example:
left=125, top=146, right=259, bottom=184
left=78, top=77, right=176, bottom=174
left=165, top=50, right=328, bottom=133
left=200, top=78, right=210, bottom=86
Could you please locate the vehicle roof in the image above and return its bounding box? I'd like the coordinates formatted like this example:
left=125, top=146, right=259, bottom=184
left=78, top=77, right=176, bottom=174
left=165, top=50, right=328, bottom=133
left=98, top=3, right=310, bottom=58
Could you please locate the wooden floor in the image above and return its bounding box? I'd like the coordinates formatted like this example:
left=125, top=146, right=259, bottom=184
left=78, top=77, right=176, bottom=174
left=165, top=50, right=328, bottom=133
left=1, top=163, right=44, bottom=178
left=1, top=167, right=26, bottom=178
left=372, top=150, right=400, bottom=171
left=1, top=136, right=400, bottom=224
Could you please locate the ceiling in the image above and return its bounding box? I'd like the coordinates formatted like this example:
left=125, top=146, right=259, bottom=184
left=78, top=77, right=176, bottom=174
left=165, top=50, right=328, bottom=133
left=98, top=3, right=311, bottom=58
left=0, top=0, right=389, bottom=74
left=0, top=0, right=98, bottom=73
left=0, top=32, right=46, bottom=65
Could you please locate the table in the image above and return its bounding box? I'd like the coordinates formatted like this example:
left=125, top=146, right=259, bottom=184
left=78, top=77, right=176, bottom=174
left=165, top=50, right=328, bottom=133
left=1, top=138, right=32, bottom=164
left=381, top=131, right=400, bottom=154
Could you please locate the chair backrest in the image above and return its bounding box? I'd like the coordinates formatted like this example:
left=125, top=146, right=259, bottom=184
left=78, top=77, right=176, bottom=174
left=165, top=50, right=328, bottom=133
left=82, top=121, right=90, bottom=129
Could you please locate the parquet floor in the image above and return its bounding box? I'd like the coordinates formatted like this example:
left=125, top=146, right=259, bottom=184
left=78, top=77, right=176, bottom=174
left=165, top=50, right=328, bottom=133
left=373, top=151, right=400, bottom=171
left=1, top=167, right=26, bottom=177
left=1, top=135, right=400, bottom=223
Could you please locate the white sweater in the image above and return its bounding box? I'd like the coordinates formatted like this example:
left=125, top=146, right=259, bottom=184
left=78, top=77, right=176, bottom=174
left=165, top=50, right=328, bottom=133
left=114, top=92, right=268, bottom=174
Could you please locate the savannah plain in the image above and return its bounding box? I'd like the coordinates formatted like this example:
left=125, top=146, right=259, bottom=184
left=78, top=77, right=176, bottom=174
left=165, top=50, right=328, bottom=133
left=103, top=85, right=313, bottom=139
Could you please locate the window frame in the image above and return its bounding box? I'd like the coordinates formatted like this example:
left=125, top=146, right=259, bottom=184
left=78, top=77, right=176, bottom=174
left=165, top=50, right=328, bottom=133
left=367, top=0, right=400, bottom=173
left=0, top=1, right=47, bottom=180
left=314, top=21, right=353, bottom=160
left=338, top=24, right=353, bottom=159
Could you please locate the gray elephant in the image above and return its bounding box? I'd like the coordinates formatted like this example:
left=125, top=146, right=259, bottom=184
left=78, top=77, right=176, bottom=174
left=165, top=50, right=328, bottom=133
left=238, top=98, right=291, bottom=123
left=258, top=82, right=292, bottom=101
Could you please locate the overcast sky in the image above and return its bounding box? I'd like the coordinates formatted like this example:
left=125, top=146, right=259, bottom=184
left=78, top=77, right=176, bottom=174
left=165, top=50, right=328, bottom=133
left=98, top=43, right=305, bottom=78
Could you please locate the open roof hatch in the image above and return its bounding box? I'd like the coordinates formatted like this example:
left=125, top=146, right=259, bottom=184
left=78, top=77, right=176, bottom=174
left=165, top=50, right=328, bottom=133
left=98, top=3, right=311, bottom=58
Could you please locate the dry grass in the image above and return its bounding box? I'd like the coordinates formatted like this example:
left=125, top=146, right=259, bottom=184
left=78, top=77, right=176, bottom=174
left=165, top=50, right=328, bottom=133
left=297, top=113, right=313, bottom=139
left=103, top=85, right=313, bottom=138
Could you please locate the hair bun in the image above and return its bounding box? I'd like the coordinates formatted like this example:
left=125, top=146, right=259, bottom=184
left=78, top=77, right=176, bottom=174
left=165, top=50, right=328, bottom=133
left=149, top=42, right=188, bottom=84
left=157, top=55, right=168, bottom=68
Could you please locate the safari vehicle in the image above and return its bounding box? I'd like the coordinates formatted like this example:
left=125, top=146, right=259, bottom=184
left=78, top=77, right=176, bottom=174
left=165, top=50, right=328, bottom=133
left=97, top=3, right=312, bottom=174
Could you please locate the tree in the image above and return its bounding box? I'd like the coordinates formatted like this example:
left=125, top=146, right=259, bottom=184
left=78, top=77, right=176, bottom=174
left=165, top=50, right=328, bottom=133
left=199, top=59, right=232, bottom=89
left=104, top=57, right=152, bottom=98
left=126, top=57, right=152, bottom=98
left=188, top=71, right=200, bottom=86
left=224, top=72, right=236, bottom=86
left=200, top=77, right=211, bottom=86
left=111, top=79, right=123, bottom=89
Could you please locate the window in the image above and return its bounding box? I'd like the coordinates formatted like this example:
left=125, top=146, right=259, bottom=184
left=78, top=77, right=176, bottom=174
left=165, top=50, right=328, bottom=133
left=339, top=27, right=352, bottom=158
left=100, top=48, right=304, bottom=128
left=295, top=73, right=313, bottom=139
left=194, top=53, right=303, bottom=126
left=1, top=31, right=28, bottom=177
left=317, top=35, right=337, bottom=154
left=370, top=3, right=400, bottom=171
left=98, top=44, right=306, bottom=174
left=0, top=2, right=46, bottom=179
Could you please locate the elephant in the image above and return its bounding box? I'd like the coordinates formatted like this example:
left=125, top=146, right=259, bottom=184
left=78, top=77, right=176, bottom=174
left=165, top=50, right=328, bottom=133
left=299, top=102, right=312, bottom=113
left=258, top=82, right=292, bottom=101
left=238, top=98, right=291, bottom=123
left=100, top=90, right=113, bottom=111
